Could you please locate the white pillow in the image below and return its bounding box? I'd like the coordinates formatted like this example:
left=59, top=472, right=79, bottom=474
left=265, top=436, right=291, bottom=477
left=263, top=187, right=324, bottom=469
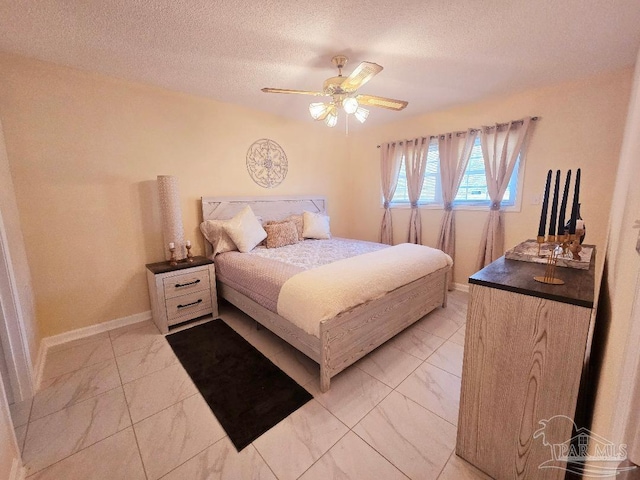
left=200, top=220, right=237, bottom=255
left=224, top=206, right=267, bottom=253
left=303, top=211, right=331, bottom=239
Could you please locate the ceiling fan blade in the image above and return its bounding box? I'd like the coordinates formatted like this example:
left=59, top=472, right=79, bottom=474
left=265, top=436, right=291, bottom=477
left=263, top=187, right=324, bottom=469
left=356, top=94, right=408, bottom=111
left=340, top=62, right=383, bottom=92
left=261, top=88, right=327, bottom=96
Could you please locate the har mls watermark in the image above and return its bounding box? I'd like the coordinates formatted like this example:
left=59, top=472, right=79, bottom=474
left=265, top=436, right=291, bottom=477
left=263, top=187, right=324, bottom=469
left=534, top=415, right=637, bottom=477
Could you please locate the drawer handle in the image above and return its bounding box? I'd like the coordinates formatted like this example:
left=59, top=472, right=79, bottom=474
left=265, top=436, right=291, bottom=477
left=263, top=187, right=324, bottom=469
left=175, top=279, right=201, bottom=288
left=177, top=299, right=203, bottom=309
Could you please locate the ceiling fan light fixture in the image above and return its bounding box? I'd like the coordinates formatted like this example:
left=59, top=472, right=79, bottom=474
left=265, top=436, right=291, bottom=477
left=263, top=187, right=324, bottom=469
left=309, top=102, right=328, bottom=120
left=325, top=111, right=338, bottom=127
left=342, top=97, right=359, bottom=114
left=354, top=106, right=369, bottom=123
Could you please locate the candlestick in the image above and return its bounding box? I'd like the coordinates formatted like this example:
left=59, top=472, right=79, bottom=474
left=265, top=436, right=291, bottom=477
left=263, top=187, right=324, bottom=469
left=534, top=244, right=565, bottom=285
left=169, top=245, right=177, bottom=266
left=186, top=243, right=194, bottom=262
left=186, top=240, right=191, bottom=247
left=536, top=235, right=545, bottom=257
left=569, top=168, right=581, bottom=234
left=548, top=170, right=560, bottom=238
left=558, top=170, right=571, bottom=236
left=538, top=170, right=552, bottom=237
left=169, top=242, right=175, bottom=249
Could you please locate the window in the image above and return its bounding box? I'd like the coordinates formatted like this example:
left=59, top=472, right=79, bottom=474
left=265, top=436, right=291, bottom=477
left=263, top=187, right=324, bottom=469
left=392, top=140, right=441, bottom=204
left=454, top=137, right=520, bottom=207
left=390, top=136, right=521, bottom=208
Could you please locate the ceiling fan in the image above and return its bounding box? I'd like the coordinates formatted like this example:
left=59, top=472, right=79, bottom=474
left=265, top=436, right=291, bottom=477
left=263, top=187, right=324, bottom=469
left=262, top=55, right=408, bottom=127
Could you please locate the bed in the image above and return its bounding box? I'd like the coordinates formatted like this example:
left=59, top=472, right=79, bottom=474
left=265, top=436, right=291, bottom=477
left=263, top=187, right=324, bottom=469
left=201, top=195, right=451, bottom=391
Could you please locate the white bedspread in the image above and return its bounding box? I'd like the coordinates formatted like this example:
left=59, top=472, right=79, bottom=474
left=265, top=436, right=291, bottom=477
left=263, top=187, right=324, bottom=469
left=276, top=243, right=453, bottom=337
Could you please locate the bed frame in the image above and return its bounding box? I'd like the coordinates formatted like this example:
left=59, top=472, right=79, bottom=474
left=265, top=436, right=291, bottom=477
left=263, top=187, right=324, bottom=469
left=201, top=195, right=449, bottom=391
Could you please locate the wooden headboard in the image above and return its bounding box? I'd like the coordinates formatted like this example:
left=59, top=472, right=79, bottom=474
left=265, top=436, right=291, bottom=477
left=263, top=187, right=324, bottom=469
left=200, top=195, right=327, bottom=255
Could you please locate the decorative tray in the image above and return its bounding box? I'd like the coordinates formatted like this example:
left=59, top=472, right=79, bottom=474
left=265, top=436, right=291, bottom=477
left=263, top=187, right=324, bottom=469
left=504, top=239, right=593, bottom=270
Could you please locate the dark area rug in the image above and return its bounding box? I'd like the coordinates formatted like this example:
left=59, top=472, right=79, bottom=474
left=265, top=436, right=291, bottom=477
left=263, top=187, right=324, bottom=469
left=166, top=320, right=313, bottom=451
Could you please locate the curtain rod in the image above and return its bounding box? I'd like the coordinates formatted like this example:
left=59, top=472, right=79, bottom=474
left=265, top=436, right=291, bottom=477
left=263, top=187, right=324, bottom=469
left=376, top=116, right=539, bottom=148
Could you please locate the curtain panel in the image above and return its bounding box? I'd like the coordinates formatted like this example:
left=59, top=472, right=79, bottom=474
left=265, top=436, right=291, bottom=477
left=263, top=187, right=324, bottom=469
left=436, top=130, right=477, bottom=289
left=379, top=142, right=403, bottom=245
left=404, top=138, right=429, bottom=244
left=476, top=116, right=532, bottom=270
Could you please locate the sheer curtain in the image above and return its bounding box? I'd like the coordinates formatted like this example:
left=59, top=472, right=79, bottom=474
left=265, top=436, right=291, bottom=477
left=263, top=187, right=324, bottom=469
left=436, top=130, right=477, bottom=289
left=476, top=117, right=532, bottom=270
left=379, top=142, right=403, bottom=245
left=404, top=138, right=429, bottom=244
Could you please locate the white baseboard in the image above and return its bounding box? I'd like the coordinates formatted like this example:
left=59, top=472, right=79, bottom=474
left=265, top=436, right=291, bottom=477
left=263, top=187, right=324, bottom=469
left=42, top=310, right=152, bottom=349
left=9, top=458, right=25, bottom=480
left=34, top=310, right=151, bottom=389
left=453, top=282, right=469, bottom=293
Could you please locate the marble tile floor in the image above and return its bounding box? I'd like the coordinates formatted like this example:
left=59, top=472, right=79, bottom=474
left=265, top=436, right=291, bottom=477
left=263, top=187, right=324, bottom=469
left=10, top=289, right=491, bottom=480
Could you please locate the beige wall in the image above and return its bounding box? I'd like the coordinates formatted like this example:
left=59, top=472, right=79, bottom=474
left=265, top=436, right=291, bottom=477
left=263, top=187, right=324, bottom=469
left=590, top=47, right=640, bottom=455
left=347, top=69, right=632, bottom=285
left=0, top=53, right=349, bottom=338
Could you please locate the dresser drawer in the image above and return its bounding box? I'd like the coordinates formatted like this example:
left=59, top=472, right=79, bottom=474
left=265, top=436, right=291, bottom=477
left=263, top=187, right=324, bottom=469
left=163, top=269, right=210, bottom=299
left=165, top=290, right=213, bottom=325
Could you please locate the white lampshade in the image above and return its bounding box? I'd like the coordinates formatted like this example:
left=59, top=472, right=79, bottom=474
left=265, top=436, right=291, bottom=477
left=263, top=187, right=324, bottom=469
left=157, top=175, right=186, bottom=260
left=354, top=106, right=369, bottom=123
left=325, top=111, right=338, bottom=127
left=309, top=102, right=329, bottom=120
left=342, top=97, right=359, bottom=114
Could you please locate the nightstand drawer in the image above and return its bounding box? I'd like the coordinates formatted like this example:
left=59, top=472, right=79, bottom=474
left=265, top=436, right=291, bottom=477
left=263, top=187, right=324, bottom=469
left=165, top=290, right=212, bottom=325
left=163, top=270, right=210, bottom=299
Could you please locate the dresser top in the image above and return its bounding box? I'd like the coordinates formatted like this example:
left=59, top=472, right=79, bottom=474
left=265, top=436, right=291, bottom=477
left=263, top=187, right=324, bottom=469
left=469, top=248, right=595, bottom=308
left=146, top=256, right=213, bottom=275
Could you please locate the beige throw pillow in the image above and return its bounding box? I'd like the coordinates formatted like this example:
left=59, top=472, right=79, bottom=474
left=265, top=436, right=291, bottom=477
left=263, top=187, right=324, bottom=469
left=283, top=214, right=304, bottom=241
left=264, top=221, right=299, bottom=248
left=263, top=214, right=304, bottom=241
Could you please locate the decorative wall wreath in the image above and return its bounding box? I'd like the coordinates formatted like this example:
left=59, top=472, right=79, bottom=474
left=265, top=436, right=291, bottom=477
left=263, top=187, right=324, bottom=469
left=246, top=139, right=288, bottom=188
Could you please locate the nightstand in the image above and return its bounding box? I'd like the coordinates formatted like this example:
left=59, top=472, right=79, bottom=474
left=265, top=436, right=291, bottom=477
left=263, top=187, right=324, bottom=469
left=145, top=256, right=218, bottom=334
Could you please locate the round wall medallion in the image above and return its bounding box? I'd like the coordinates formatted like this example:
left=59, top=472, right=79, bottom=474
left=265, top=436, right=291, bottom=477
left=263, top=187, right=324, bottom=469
left=246, top=139, right=288, bottom=188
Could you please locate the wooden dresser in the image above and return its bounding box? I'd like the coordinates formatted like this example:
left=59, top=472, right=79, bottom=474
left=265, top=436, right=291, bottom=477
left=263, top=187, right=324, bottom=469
left=146, top=256, right=218, bottom=334
left=456, top=253, right=595, bottom=479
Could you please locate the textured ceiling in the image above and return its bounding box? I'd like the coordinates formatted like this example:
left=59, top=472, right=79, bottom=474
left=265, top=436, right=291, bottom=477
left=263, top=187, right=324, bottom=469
left=1, top=0, right=640, bottom=127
